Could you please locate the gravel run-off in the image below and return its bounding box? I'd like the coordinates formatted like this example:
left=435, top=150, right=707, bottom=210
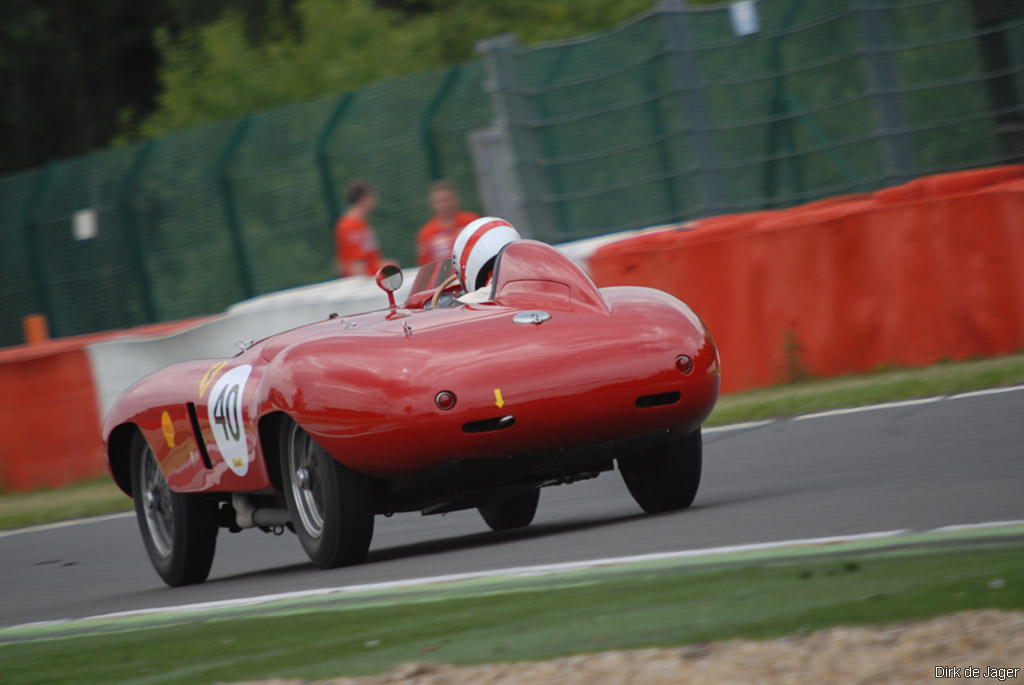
left=238, top=610, right=1024, bottom=684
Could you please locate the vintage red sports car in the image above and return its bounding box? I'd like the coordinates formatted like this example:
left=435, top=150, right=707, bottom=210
left=103, top=240, right=720, bottom=586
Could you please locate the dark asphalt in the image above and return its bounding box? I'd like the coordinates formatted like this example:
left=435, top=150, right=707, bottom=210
left=2, top=390, right=1022, bottom=627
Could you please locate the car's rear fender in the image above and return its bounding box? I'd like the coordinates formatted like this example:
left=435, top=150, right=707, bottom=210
left=106, top=422, right=141, bottom=496
left=256, top=411, right=289, bottom=492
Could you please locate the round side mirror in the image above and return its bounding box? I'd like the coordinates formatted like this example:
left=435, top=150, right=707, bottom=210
left=375, top=265, right=403, bottom=293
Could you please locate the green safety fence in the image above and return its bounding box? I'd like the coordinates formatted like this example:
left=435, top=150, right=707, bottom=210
left=517, top=11, right=692, bottom=239
left=0, top=168, right=45, bottom=344
left=0, top=63, right=491, bottom=346
left=1, top=0, right=1021, bottom=347
left=510, top=0, right=1021, bottom=241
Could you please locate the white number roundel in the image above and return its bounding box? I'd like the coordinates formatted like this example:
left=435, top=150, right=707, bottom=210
left=206, top=364, right=253, bottom=476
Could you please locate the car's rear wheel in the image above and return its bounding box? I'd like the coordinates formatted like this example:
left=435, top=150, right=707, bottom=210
left=281, top=421, right=374, bottom=569
left=130, top=431, right=218, bottom=587
left=618, top=428, right=702, bottom=514
left=478, top=488, right=540, bottom=531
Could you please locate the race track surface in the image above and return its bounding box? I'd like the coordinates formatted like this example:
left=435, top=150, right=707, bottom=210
left=3, top=390, right=1022, bottom=627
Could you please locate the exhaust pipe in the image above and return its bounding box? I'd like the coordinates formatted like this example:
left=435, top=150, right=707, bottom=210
left=233, top=494, right=291, bottom=529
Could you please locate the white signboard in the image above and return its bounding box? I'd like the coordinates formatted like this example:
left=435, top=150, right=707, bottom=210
left=730, top=1, right=760, bottom=37
left=73, top=208, right=98, bottom=241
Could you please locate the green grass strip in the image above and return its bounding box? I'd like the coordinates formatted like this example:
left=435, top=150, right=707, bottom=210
left=0, top=479, right=130, bottom=531
left=706, top=353, right=1024, bottom=426
left=1, top=539, right=1021, bottom=684
left=5, top=525, right=1021, bottom=643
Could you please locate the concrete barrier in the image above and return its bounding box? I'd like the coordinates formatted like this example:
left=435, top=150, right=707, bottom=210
left=589, top=166, right=1024, bottom=393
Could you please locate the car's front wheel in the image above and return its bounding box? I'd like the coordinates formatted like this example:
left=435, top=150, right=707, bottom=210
left=130, top=431, right=218, bottom=587
left=618, top=428, right=702, bottom=514
left=478, top=488, right=540, bottom=531
left=281, top=421, right=374, bottom=569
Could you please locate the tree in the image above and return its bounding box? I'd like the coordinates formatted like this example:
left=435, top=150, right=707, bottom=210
left=140, top=0, right=654, bottom=136
left=0, top=0, right=294, bottom=174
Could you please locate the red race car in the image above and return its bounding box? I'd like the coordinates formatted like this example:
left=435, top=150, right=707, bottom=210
left=103, top=239, right=720, bottom=586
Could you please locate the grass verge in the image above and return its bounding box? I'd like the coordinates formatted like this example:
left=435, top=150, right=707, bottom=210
left=706, top=353, right=1024, bottom=426
left=0, top=479, right=130, bottom=531
left=1, top=539, right=1021, bottom=684
left=2, top=353, right=1022, bottom=531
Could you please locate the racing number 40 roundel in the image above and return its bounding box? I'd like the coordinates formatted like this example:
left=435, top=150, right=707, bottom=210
left=206, top=364, right=253, bottom=476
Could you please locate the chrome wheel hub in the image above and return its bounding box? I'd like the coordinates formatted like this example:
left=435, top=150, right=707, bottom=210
left=287, top=424, right=325, bottom=539
left=140, top=446, right=174, bottom=558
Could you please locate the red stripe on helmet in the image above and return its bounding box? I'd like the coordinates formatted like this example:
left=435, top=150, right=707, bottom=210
left=459, top=219, right=512, bottom=282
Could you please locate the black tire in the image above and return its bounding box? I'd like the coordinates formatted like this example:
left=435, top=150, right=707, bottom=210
left=281, top=421, right=374, bottom=569
left=618, top=428, right=702, bottom=514
left=130, top=431, right=218, bottom=587
left=478, top=488, right=540, bottom=531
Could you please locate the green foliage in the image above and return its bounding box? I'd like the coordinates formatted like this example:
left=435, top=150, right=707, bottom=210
left=0, top=0, right=164, bottom=173
left=0, top=0, right=296, bottom=174
left=141, top=0, right=658, bottom=136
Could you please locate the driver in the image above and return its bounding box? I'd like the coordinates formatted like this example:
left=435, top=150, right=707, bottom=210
left=451, top=217, right=522, bottom=303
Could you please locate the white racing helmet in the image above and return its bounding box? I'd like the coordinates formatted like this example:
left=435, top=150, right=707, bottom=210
left=452, top=217, right=521, bottom=291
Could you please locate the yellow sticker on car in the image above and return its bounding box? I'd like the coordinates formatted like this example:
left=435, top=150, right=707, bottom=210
left=199, top=361, right=229, bottom=399
left=161, top=411, right=175, bottom=448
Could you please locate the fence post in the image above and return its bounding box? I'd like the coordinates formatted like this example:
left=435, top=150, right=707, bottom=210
left=644, top=53, right=684, bottom=222
left=762, top=0, right=805, bottom=208
left=421, top=67, right=463, bottom=182
left=216, top=116, right=256, bottom=299
left=535, top=48, right=572, bottom=237
left=19, top=163, right=57, bottom=336
left=117, top=140, right=158, bottom=323
left=854, top=0, right=917, bottom=185
left=477, top=33, right=559, bottom=240
left=316, top=92, right=356, bottom=239
left=657, top=0, right=727, bottom=217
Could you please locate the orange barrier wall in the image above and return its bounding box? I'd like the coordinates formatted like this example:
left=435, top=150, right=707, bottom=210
left=0, top=317, right=214, bottom=492
left=589, top=166, right=1024, bottom=394
left=0, top=341, right=105, bottom=491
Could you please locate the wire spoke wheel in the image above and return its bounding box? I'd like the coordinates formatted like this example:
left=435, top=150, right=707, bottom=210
left=130, top=431, right=218, bottom=587
left=280, top=419, right=374, bottom=569
left=141, top=445, right=174, bottom=558
left=287, top=422, right=326, bottom=538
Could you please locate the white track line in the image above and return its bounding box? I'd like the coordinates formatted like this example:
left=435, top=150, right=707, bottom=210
left=704, top=419, right=776, bottom=433
left=791, top=384, right=1024, bottom=422
left=0, top=512, right=132, bottom=539
left=792, top=396, right=945, bottom=421
left=13, top=520, right=1024, bottom=632
left=11, top=529, right=912, bottom=630
left=932, top=519, right=1024, bottom=532
left=948, top=385, right=1024, bottom=400
left=2, top=384, right=1022, bottom=539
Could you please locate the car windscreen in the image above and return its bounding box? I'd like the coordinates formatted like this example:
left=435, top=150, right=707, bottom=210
left=409, top=258, right=454, bottom=295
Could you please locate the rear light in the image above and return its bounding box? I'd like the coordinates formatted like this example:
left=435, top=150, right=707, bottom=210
left=435, top=391, right=457, bottom=410
left=675, top=355, right=693, bottom=374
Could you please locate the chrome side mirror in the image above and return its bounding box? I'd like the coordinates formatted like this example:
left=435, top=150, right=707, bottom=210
left=375, top=265, right=403, bottom=309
